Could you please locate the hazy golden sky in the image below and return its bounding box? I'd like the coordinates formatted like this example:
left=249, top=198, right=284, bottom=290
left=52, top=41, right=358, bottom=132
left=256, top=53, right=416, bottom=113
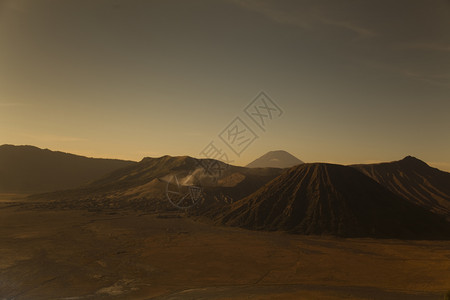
left=1, top=0, right=449, bottom=170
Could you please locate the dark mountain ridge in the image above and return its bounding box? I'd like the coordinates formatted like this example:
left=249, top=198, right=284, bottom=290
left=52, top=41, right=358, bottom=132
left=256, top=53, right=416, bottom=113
left=0, top=144, right=136, bottom=193
left=352, top=156, right=450, bottom=218
left=31, top=155, right=283, bottom=211
left=215, top=163, right=450, bottom=239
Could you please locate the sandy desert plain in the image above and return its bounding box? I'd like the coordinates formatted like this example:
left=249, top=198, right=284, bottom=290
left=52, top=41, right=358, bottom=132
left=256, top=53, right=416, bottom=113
left=1, top=195, right=450, bottom=300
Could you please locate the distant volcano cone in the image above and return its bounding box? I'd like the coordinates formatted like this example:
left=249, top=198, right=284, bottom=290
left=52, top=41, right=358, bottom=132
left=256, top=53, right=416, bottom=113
left=216, top=163, right=450, bottom=239
left=246, top=150, right=303, bottom=168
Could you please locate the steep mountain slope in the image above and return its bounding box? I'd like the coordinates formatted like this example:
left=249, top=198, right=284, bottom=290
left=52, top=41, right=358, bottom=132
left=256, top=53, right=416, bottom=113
left=0, top=145, right=136, bottom=193
left=246, top=150, right=303, bottom=168
left=215, top=163, right=450, bottom=239
left=352, top=156, right=450, bottom=217
left=32, top=155, right=283, bottom=211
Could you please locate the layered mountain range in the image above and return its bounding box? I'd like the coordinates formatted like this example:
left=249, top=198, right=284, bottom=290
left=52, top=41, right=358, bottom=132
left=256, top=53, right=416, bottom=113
left=30, top=155, right=283, bottom=211
left=4, top=145, right=450, bottom=239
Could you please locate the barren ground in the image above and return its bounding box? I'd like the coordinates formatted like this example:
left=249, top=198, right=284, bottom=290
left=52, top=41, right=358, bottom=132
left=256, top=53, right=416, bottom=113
left=1, top=199, right=449, bottom=299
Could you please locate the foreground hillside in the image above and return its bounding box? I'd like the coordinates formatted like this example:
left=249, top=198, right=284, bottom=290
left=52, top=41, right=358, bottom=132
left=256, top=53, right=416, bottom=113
left=215, top=163, right=450, bottom=239
left=353, top=156, right=450, bottom=218
left=0, top=145, right=136, bottom=193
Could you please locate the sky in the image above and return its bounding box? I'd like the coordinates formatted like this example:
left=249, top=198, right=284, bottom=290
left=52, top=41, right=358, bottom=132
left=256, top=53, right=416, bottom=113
left=0, top=0, right=449, bottom=170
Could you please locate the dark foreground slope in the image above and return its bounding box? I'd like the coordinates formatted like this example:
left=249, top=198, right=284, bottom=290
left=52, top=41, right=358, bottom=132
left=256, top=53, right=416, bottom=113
left=216, top=163, right=450, bottom=239
left=353, top=156, right=450, bottom=218
left=0, top=145, right=136, bottom=193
